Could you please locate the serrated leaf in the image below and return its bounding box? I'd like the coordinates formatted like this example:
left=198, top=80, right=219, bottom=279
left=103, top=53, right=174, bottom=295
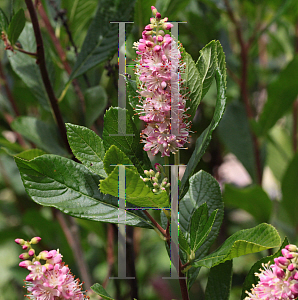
left=180, top=67, right=226, bottom=200
left=102, top=107, right=151, bottom=174
left=193, top=223, right=281, bottom=269
left=11, top=116, right=68, bottom=156
left=217, top=101, right=257, bottom=182
left=66, top=123, right=106, bottom=177
left=84, top=86, right=107, bottom=127
left=181, top=47, right=202, bottom=121
left=7, top=23, right=51, bottom=111
left=15, top=154, right=153, bottom=228
left=179, top=170, right=224, bottom=289
left=281, top=153, right=298, bottom=226
left=100, top=163, right=169, bottom=208
left=257, top=54, right=298, bottom=136
left=241, top=237, right=288, bottom=300
left=69, top=0, right=135, bottom=80
left=91, top=283, right=115, bottom=300
left=223, top=184, right=273, bottom=223
left=190, top=208, right=217, bottom=253
left=0, top=8, right=9, bottom=32
left=103, top=145, right=135, bottom=175
left=7, top=8, right=25, bottom=45
left=179, top=230, right=190, bottom=256
left=205, top=260, right=233, bottom=300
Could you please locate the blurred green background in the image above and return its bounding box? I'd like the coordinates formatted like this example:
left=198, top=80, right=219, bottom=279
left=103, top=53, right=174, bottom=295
left=1, top=0, right=298, bottom=299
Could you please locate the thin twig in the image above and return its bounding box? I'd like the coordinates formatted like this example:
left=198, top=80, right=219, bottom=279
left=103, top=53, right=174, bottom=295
left=144, top=210, right=167, bottom=237
left=14, top=46, right=37, bottom=57
left=24, top=0, right=72, bottom=155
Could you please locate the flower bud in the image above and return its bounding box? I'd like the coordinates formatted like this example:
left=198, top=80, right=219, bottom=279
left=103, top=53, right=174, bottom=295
left=282, top=249, right=290, bottom=257
left=28, top=249, right=35, bottom=256
left=144, top=170, right=150, bottom=176
left=165, top=183, right=171, bottom=188
left=152, top=189, right=157, bottom=193
left=19, top=260, right=32, bottom=268
left=38, top=250, right=49, bottom=260
left=162, top=23, right=173, bottom=30
left=155, top=172, right=160, bottom=179
left=286, top=245, right=298, bottom=252
left=15, top=238, right=25, bottom=245
left=22, top=244, right=29, bottom=250
left=288, top=263, right=296, bottom=272
left=156, top=12, right=161, bottom=19
left=278, top=257, right=290, bottom=266
left=30, top=237, right=41, bottom=244
left=151, top=6, right=157, bottom=15
left=146, top=40, right=154, bottom=47
left=150, top=18, right=155, bottom=24
left=153, top=182, right=159, bottom=187
left=158, top=30, right=165, bottom=36
left=161, top=81, right=167, bottom=89
left=153, top=177, right=159, bottom=183
left=149, top=169, right=155, bottom=177
left=19, top=253, right=30, bottom=260
left=145, top=24, right=154, bottom=31
left=153, top=45, right=161, bottom=52
left=157, top=35, right=163, bottom=42
left=143, top=177, right=150, bottom=182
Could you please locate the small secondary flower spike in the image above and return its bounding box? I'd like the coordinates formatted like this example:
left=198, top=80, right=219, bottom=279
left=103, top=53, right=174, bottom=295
left=133, top=6, right=190, bottom=157
left=16, top=237, right=87, bottom=300
left=245, top=244, right=298, bottom=300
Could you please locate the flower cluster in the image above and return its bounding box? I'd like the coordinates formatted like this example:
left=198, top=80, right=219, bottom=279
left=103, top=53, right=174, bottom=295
left=15, top=237, right=87, bottom=300
left=141, top=163, right=170, bottom=193
left=133, top=6, right=190, bottom=157
left=245, top=244, right=298, bottom=300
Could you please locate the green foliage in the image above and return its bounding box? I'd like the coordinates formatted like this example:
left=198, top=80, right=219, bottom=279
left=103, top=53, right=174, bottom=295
left=241, top=237, right=289, bottom=300
left=14, top=154, right=153, bottom=228
left=102, top=107, right=151, bottom=174
left=7, top=23, right=51, bottom=111
left=256, top=54, right=298, bottom=136
left=69, top=0, right=136, bottom=80
left=193, top=223, right=281, bottom=268
left=11, top=116, right=68, bottom=156
left=7, top=8, right=25, bottom=46
left=218, top=101, right=257, bottom=182
left=0, top=8, right=9, bottom=32
left=281, top=153, right=298, bottom=226
left=91, top=283, right=115, bottom=300
left=223, top=184, right=273, bottom=223
left=205, top=260, right=233, bottom=300
left=180, top=67, right=226, bottom=199
left=66, top=123, right=107, bottom=177
left=84, top=86, right=108, bottom=128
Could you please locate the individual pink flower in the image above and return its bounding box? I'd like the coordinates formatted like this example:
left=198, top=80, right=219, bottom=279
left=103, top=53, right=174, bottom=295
left=133, top=6, right=190, bottom=157
left=15, top=237, right=86, bottom=300
left=245, top=244, right=298, bottom=300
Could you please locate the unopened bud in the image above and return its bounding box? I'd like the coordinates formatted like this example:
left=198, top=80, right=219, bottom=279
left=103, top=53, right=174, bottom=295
left=30, top=237, right=41, bottom=244
left=19, top=260, right=32, bottom=268
left=144, top=170, right=150, bottom=176
left=28, top=249, right=35, bottom=256
left=286, top=245, right=298, bottom=252
left=153, top=177, right=159, bottom=183
left=158, top=30, right=165, bottom=36
left=162, top=23, right=173, bottom=30
left=15, top=238, right=25, bottom=245
left=150, top=17, right=155, bottom=24
left=153, top=45, right=161, bottom=52
left=145, top=24, right=154, bottom=31
left=153, top=182, right=159, bottom=187
left=143, top=177, right=150, bottom=182
left=157, top=35, right=163, bottom=42
left=19, top=253, right=30, bottom=260
left=152, top=189, right=157, bottom=193
left=155, top=172, right=160, bottom=179
left=38, top=250, right=49, bottom=260
left=288, top=263, right=296, bottom=271
left=22, top=244, right=29, bottom=250
left=156, top=12, right=161, bottom=19
left=149, top=169, right=155, bottom=177
left=151, top=6, right=157, bottom=15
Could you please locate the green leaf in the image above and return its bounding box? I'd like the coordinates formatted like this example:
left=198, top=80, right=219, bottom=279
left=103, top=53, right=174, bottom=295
left=15, top=149, right=46, bottom=161
left=205, top=260, right=233, bottom=300
left=179, top=170, right=224, bottom=289
left=69, top=0, right=135, bottom=80
left=91, top=283, right=115, bottom=300
left=257, top=54, right=298, bottom=136
left=66, top=123, right=106, bottom=177
left=84, top=86, right=107, bottom=127
left=11, top=116, right=68, bottom=156
left=7, top=23, right=51, bottom=111
left=0, top=8, right=9, bottom=32
left=190, top=206, right=217, bottom=253
left=0, top=137, right=24, bottom=155
left=7, top=8, right=25, bottom=45
left=179, top=230, right=190, bottom=256
left=281, top=153, right=298, bottom=226
left=103, top=145, right=135, bottom=175
left=223, top=184, right=273, bottom=223
left=61, top=0, right=98, bottom=46
left=241, top=237, right=289, bottom=300
left=217, top=101, right=257, bottom=182
left=15, top=154, right=153, bottom=228
left=180, top=68, right=226, bottom=199
left=102, top=107, right=151, bottom=174
left=126, top=78, right=139, bottom=110
left=100, top=162, right=169, bottom=208
left=181, top=48, right=202, bottom=121
left=193, top=223, right=281, bottom=268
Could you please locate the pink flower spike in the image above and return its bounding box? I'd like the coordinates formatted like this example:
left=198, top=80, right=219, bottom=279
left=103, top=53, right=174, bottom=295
left=15, top=238, right=25, bottom=245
